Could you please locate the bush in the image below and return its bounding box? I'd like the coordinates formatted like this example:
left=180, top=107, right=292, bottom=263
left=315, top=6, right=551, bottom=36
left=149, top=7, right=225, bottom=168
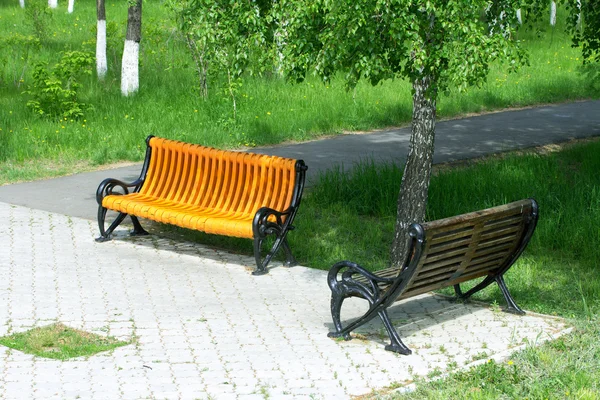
left=24, top=51, right=94, bottom=120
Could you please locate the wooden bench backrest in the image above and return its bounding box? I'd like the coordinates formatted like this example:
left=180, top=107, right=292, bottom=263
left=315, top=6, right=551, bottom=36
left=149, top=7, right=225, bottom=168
left=139, top=137, right=300, bottom=216
left=399, top=199, right=537, bottom=299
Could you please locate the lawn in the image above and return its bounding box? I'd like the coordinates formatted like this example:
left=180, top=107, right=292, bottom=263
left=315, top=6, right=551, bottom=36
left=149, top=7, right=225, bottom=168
left=1, top=0, right=599, bottom=183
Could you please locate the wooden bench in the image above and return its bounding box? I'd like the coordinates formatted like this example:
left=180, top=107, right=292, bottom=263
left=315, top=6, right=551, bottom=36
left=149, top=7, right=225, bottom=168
left=95, top=135, right=308, bottom=275
left=327, top=199, right=539, bottom=355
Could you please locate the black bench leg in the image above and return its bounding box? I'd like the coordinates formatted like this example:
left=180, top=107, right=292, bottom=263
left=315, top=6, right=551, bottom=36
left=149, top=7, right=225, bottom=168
left=96, top=207, right=127, bottom=242
left=327, top=293, right=352, bottom=341
left=453, top=284, right=463, bottom=298
left=379, top=309, right=412, bottom=355
left=495, top=275, right=525, bottom=315
left=130, top=216, right=149, bottom=237
left=459, top=275, right=495, bottom=300
left=252, top=231, right=295, bottom=275
left=460, top=275, right=525, bottom=315
left=280, top=237, right=297, bottom=267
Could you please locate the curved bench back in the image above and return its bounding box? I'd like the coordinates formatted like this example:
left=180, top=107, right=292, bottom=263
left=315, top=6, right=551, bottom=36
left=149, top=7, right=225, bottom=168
left=139, top=136, right=301, bottom=218
left=399, top=199, right=538, bottom=299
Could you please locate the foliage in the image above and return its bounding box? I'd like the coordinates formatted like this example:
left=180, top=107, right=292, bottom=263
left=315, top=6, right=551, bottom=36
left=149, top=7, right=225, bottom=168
left=24, top=0, right=52, bottom=43
left=276, top=0, right=530, bottom=267
left=167, top=0, right=266, bottom=108
left=24, top=51, right=94, bottom=121
left=564, top=0, right=600, bottom=63
left=0, top=33, right=40, bottom=87
left=276, top=0, right=527, bottom=94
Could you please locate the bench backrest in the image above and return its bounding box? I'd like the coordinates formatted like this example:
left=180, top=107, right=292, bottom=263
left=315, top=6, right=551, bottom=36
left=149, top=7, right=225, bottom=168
left=138, top=136, right=304, bottom=217
left=397, top=199, right=538, bottom=300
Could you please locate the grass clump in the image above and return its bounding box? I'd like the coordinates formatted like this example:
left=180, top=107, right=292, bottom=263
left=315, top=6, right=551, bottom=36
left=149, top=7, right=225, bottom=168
left=0, top=323, right=130, bottom=360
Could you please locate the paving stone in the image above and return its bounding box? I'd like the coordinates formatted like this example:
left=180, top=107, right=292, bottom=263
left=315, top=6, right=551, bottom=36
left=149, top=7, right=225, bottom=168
left=0, top=203, right=574, bottom=399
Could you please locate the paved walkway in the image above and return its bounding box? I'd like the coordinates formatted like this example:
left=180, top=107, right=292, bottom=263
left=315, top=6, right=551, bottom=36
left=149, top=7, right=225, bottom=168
left=0, top=100, right=598, bottom=221
left=0, top=204, right=570, bottom=399
left=1, top=100, right=597, bottom=399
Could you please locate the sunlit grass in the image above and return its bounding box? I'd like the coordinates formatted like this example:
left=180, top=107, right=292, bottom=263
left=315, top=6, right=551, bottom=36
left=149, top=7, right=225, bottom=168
left=0, top=323, right=131, bottom=360
left=1, top=1, right=598, bottom=184
left=374, top=318, right=600, bottom=399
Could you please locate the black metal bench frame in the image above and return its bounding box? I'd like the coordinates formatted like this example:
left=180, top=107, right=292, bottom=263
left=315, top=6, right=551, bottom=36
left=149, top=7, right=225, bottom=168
left=327, top=199, right=539, bottom=355
left=95, top=135, right=308, bottom=275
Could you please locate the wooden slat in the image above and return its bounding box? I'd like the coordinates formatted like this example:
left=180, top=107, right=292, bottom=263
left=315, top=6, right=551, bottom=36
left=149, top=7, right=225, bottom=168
left=421, top=255, right=467, bottom=272
left=428, top=225, right=474, bottom=245
left=479, top=225, right=522, bottom=241
left=428, top=236, right=472, bottom=254
left=423, top=246, right=470, bottom=263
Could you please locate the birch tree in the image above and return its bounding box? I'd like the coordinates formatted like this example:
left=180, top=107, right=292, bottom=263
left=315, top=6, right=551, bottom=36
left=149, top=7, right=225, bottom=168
left=168, top=0, right=264, bottom=109
left=278, top=0, right=527, bottom=266
left=48, top=0, right=57, bottom=8
left=68, top=0, right=74, bottom=13
left=96, top=0, right=107, bottom=79
left=566, top=0, right=599, bottom=62
left=121, top=0, right=142, bottom=96
left=20, top=0, right=25, bottom=8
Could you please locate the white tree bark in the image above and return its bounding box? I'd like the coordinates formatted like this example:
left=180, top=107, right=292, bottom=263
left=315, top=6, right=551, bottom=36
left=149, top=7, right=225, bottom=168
left=19, top=0, right=25, bottom=8
left=96, top=19, right=107, bottom=79
left=550, top=1, right=557, bottom=26
left=48, top=0, right=57, bottom=8
left=68, top=0, right=74, bottom=13
left=516, top=9, right=522, bottom=25
left=121, top=0, right=142, bottom=96
left=121, top=40, right=139, bottom=95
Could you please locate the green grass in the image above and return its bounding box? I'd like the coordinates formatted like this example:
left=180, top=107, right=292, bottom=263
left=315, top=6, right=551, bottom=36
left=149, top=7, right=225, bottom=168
left=0, top=323, right=131, bottom=360
left=377, top=318, right=600, bottom=399
left=1, top=0, right=599, bottom=184
left=295, top=139, right=600, bottom=318
left=289, top=139, right=599, bottom=399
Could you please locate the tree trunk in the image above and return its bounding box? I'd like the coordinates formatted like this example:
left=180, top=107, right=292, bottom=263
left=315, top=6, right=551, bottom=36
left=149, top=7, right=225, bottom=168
left=20, top=0, right=25, bottom=8
left=390, top=76, right=436, bottom=269
left=121, top=0, right=142, bottom=96
left=550, top=1, right=557, bottom=26
left=48, top=0, right=57, bottom=8
left=67, top=0, right=74, bottom=13
left=185, top=34, right=208, bottom=98
left=96, top=0, right=107, bottom=79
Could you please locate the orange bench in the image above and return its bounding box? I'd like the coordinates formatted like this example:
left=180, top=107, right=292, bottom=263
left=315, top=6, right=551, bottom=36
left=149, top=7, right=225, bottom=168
left=95, top=135, right=307, bottom=275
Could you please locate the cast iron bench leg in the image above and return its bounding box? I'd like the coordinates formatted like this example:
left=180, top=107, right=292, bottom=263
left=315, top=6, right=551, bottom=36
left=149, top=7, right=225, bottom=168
left=459, top=275, right=524, bottom=315
left=495, top=275, right=525, bottom=315
left=96, top=208, right=127, bottom=242
left=130, top=216, right=149, bottom=236
left=379, top=309, right=412, bottom=355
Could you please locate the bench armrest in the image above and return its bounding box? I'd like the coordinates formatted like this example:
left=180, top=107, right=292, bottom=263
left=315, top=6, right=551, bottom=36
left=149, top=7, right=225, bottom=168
left=329, top=261, right=396, bottom=285
left=328, top=261, right=396, bottom=301
left=253, top=206, right=294, bottom=236
left=96, top=177, right=144, bottom=205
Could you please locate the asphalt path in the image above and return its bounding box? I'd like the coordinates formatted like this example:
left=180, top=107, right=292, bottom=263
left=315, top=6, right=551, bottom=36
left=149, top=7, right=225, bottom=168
left=0, top=100, right=598, bottom=221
